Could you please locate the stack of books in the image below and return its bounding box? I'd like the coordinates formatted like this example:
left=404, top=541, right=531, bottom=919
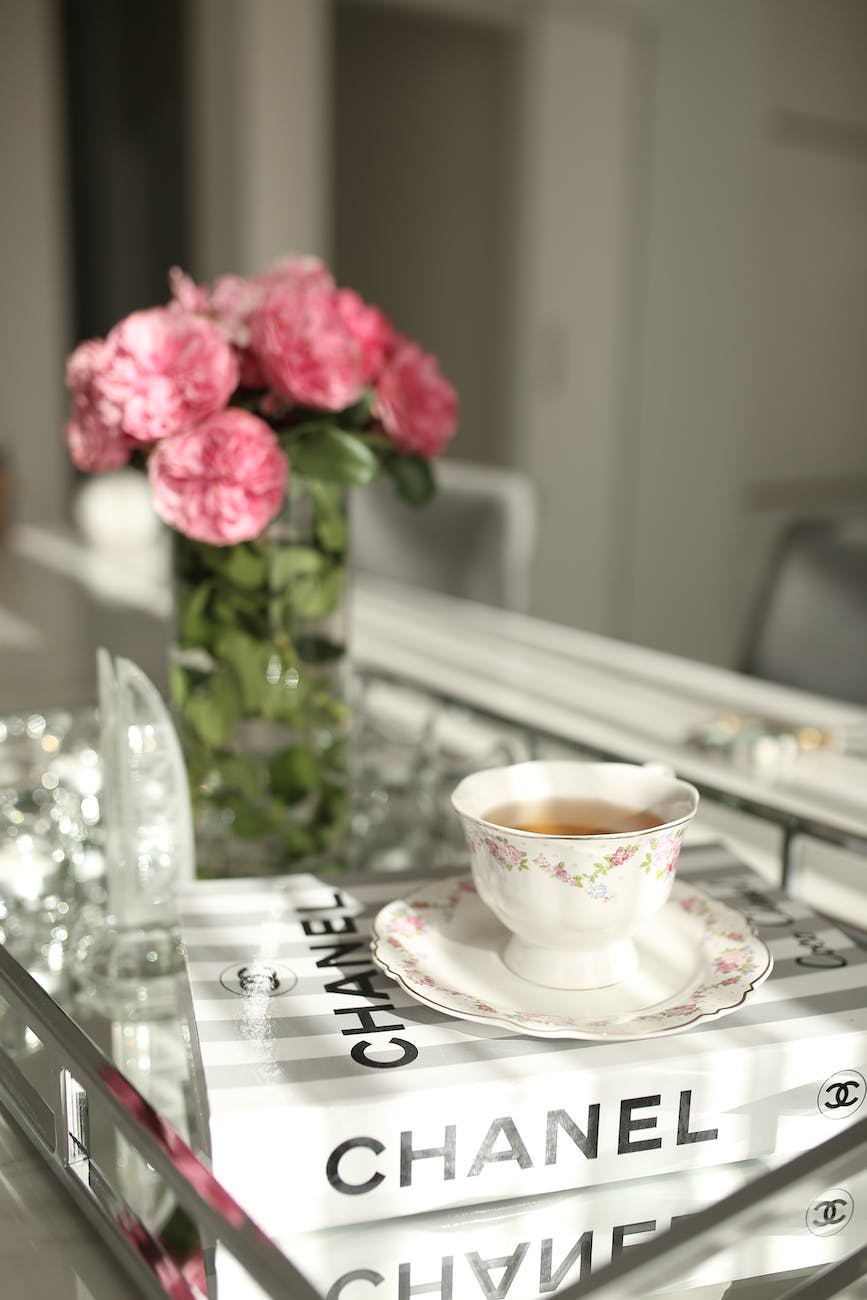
left=177, top=842, right=867, bottom=1294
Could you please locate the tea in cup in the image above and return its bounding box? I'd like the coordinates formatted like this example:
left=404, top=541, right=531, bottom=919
left=450, top=760, right=699, bottom=989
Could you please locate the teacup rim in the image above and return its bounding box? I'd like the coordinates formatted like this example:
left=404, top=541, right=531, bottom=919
left=450, top=759, right=699, bottom=842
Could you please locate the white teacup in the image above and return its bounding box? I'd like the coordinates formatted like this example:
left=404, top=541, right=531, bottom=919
left=451, top=760, right=699, bottom=990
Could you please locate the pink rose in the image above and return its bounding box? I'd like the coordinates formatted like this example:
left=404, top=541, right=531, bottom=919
left=66, top=337, right=109, bottom=391
left=262, top=254, right=334, bottom=298
left=209, top=274, right=264, bottom=347
left=170, top=268, right=267, bottom=387
left=170, top=256, right=336, bottom=391
left=170, top=253, right=335, bottom=335
left=373, top=339, right=458, bottom=457
left=148, top=409, right=288, bottom=545
left=209, top=275, right=271, bottom=386
left=64, top=338, right=133, bottom=471
left=333, top=289, right=394, bottom=384
left=167, top=268, right=211, bottom=316
left=64, top=419, right=132, bottom=473
left=94, top=307, right=238, bottom=444
left=249, top=285, right=368, bottom=411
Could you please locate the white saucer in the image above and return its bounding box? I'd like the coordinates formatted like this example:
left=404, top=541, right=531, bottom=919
left=370, top=875, right=773, bottom=1040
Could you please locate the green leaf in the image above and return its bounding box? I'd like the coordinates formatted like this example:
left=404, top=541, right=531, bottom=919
left=316, top=509, right=348, bottom=555
left=295, top=633, right=345, bottom=664
left=287, top=565, right=345, bottom=621
left=213, top=629, right=273, bottom=712
left=168, top=662, right=191, bottom=708
left=283, top=419, right=332, bottom=440
left=387, top=454, right=437, bottom=507
left=359, top=432, right=393, bottom=454
left=319, top=734, right=349, bottom=776
left=270, top=546, right=326, bottom=591
left=221, top=544, right=267, bottom=591
left=214, top=752, right=263, bottom=801
left=190, top=541, right=231, bottom=577
left=290, top=428, right=380, bottom=486
left=312, top=781, right=350, bottom=845
left=282, top=825, right=317, bottom=859
left=212, top=585, right=265, bottom=636
left=230, top=802, right=283, bottom=839
left=178, top=579, right=216, bottom=645
left=308, top=480, right=348, bottom=554
left=269, top=745, right=319, bottom=802
left=183, top=671, right=242, bottom=748
left=261, top=685, right=304, bottom=726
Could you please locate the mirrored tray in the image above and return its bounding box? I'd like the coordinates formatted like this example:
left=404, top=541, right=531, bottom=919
left=2, top=670, right=867, bottom=1300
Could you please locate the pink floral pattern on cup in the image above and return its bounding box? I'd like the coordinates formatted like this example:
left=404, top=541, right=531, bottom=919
left=607, top=844, right=638, bottom=868
left=467, top=827, right=685, bottom=899
left=641, top=835, right=683, bottom=879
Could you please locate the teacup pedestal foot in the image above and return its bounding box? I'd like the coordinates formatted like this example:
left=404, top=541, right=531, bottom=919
left=502, top=933, right=640, bottom=990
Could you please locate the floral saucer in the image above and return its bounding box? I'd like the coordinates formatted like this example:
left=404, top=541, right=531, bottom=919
left=370, top=875, right=772, bottom=1040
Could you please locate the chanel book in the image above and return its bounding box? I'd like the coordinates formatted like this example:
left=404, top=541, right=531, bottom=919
left=216, top=1159, right=867, bottom=1300
left=178, top=844, right=867, bottom=1235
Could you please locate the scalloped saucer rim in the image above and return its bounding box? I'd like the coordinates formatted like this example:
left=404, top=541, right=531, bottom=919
left=370, top=875, right=773, bottom=1040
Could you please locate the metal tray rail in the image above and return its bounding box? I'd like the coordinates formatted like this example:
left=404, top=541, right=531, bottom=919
left=0, top=940, right=319, bottom=1300
left=361, top=666, right=867, bottom=880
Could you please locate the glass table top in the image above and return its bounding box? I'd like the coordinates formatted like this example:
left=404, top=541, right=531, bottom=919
left=1, top=668, right=866, bottom=1300
left=1, top=532, right=867, bottom=1299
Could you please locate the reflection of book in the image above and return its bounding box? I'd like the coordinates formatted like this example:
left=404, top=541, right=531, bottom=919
left=217, top=1160, right=867, bottom=1300
left=178, top=844, right=867, bottom=1235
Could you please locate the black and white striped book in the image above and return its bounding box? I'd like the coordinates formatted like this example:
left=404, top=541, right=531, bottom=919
left=218, top=1159, right=867, bottom=1300
left=178, top=844, right=867, bottom=1235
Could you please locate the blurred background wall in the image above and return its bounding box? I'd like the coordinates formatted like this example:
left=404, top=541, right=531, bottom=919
left=1, top=0, right=865, bottom=669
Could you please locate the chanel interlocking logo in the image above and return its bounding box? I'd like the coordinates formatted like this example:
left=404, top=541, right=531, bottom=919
left=220, top=961, right=298, bottom=997
left=817, top=1071, right=866, bottom=1119
left=806, top=1188, right=854, bottom=1237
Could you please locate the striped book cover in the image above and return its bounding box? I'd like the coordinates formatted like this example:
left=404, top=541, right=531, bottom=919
left=219, top=1159, right=867, bottom=1300
left=178, top=844, right=867, bottom=1235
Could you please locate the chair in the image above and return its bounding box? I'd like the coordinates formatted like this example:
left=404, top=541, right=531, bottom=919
left=740, top=514, right=867, bottom=706
left=351, top=458, right=538, bottom=612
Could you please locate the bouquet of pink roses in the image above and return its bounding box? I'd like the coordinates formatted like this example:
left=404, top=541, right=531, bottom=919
left=64, top=253, right=458, bottom=544
left=62, top=255, right=459, bottom=875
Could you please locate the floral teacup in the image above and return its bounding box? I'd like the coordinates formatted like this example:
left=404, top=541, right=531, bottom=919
left=451, top=760, right=699, bottom=990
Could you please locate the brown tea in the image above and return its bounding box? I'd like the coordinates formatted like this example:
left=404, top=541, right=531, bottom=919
left=483, top=797, right=663, bottom=836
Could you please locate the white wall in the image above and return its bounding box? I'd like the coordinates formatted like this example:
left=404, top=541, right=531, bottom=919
left=623, top=0, right=766, bottom=666
left=627, top=0, right=867, bottom=666
left=0, top=0, right=72, bottom=527
left=515, top=0, right=867, bottom=667
left=511, top=0, right=650, bottom=638
left=188, top=0, right=333, bottom=278
left=736, top=0, right=867, bottom=622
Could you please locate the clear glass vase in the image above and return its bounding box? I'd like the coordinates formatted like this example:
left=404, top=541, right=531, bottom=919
left=168, top=475, right=350, bottom=877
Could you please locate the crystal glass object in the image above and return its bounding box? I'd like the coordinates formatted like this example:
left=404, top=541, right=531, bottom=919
left=72, top=651, right=195, bottom=1017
